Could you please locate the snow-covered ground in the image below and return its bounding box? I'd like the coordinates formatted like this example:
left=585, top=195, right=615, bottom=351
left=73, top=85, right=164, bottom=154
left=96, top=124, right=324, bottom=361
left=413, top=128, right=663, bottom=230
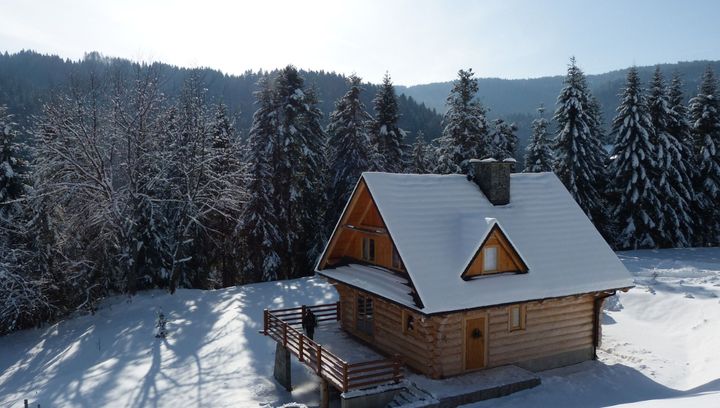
left=1, top=248, right=719, bottom=407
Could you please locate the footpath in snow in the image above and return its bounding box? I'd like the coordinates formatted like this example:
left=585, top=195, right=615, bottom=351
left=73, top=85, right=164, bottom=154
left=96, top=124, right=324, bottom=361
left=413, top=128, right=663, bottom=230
left=1, top=248, right=719, bottom=407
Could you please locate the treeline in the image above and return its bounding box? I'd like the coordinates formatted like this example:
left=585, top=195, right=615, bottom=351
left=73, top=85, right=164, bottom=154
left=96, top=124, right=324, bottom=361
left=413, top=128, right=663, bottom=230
left=0, top=50, right=443, bottom=143
left=2, top=56, right=719, bottom=336
left=519, top=59, right=719, bottom=250
left=0, top=62, right=435, bottom=335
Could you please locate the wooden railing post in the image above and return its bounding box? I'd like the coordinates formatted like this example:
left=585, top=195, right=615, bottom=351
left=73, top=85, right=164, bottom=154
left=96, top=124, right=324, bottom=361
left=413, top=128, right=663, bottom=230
left=336, top=301, right=341, bottom=321
left=317, top=345, right=323, bottom=374
left=282, top=322, right=288, bottom=347
left=263, top=309, right=269, bottom=335
left=393, top=354, right=401, bottom=383
left=342, top=362, right=349, bottom=392
left=299, top=333, right=305, bottom=362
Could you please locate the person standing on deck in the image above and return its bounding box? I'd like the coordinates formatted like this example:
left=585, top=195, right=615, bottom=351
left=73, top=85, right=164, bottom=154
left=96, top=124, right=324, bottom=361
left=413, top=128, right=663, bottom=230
left=302, top=308, right=317, bottom=340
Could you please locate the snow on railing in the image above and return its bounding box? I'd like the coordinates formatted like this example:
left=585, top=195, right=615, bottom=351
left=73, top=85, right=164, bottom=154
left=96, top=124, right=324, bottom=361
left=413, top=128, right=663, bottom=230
left=262, top=303, right=403, bottom=392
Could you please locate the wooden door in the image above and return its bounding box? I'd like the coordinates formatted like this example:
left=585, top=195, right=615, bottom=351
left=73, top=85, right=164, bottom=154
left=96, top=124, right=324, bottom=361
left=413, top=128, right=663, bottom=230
left=465, top=317, right=486, bottom=370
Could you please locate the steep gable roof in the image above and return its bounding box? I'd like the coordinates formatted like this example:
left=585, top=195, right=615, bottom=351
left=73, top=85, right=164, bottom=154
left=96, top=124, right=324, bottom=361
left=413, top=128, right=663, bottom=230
left=318, top=171, right=633, bottom=314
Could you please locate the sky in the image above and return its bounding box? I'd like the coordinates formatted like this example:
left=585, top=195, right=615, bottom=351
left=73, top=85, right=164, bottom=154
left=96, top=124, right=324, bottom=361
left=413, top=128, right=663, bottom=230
left=1, top=0, right=719, bottom=86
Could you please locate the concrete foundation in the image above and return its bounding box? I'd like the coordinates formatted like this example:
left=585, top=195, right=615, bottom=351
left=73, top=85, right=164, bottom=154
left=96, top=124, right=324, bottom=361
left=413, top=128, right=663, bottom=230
left=273, top=343, right=292, bottom=391
left=515, top=347, right=595, bottom=372
left=340, top=386, right=404, bottom=408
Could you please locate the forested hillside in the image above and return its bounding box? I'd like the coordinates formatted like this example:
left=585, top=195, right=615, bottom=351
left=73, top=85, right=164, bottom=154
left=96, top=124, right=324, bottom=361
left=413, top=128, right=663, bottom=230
left=0, top=50, right=442, bottom=142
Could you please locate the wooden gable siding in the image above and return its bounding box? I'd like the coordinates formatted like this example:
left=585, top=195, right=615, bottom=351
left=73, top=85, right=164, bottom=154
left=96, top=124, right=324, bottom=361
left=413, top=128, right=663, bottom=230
left=321, top=178, right=405, bottom=272
left=429, top=294, right=595, bottom=377
left=464, top=227, right=526, bottom=278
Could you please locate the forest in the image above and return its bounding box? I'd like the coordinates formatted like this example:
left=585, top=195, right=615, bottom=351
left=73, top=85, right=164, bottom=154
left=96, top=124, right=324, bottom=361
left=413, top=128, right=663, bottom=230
left=1, top=52, right=719, bottom=338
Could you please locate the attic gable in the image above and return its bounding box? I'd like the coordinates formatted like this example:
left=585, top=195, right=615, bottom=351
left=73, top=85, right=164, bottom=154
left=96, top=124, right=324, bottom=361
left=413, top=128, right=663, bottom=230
left=461, top=221, right=528, bottom=280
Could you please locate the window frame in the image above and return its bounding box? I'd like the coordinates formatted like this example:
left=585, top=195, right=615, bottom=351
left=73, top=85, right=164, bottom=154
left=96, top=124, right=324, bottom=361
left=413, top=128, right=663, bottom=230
left=507, top=304, right=526, bottom=332
left=402, top=310, right=415, bottom=335
left=356, top=294, right=374, bottom=336
left=361, top=237, right=376, bottom=262
left=483, top=246, right=498, bottom=272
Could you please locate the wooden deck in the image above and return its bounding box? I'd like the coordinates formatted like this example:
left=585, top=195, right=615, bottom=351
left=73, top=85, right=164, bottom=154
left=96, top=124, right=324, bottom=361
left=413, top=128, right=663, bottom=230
left=262, top=303, right=404, bottom=392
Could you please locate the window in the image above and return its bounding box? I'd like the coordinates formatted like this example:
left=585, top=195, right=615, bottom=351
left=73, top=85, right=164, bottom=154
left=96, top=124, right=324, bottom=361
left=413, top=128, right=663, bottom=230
left=362, top=237, right=376, bottom=262
left=483, top=246, right=498, bottom=272
left=392, top=245, right=404, bottom=270
left=508, top=305, right=526, bottom=331
left=402, top=310, right=415, bottom=334
left=356, top=295, right=374, bottom=336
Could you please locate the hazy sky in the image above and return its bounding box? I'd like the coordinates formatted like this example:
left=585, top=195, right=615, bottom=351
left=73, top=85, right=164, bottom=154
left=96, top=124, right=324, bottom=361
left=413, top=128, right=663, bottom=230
left=1, top=0, right=719, bottom=85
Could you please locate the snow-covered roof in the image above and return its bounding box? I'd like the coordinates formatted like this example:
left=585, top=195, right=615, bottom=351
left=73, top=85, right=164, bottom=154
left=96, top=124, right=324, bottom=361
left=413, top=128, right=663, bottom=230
left=318, top=171, right=633, bottom=314
left=320, top=264, right=418, bottom=308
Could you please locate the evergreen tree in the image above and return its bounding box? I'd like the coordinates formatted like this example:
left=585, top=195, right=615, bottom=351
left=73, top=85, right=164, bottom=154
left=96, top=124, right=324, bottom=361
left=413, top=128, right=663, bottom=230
left=434, top=69, right=491, bottom=174
left=609, top=67, right=663, bottom=249
left=523, top=105, right=553, bottom=173
left=0, top=106, right=27, bottom=221
left=240, top=78, right=282, bottom=282
left=272, top=66, right=327, bottom=278
left=326, top=75, right=373, bottom=229
left=647, top=67, right=695, bottom=247
left=489, top=118, right=518, bottom=161
left=552, top=58, right=608, bottom=225
left=689, top=65, right=720, bottom=245
left=408, top=133, right=431, bottom=174
left=370, top=73, right=405, bottom=172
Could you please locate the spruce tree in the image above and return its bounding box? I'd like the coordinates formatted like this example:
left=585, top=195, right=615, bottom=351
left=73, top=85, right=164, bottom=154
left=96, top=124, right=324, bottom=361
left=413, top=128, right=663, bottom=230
left=241, top=78, right=282, bottom=282
left=272, top=66, right=327, bottom=278
left=689, top=65, right=720, bottom=245
left=552, top=58, right=608, bottom=225
left=647, top=67, right=695, bottom=247
left=370, top=73, right=405, bottom=172
left=326, top=75, right=373, bottom=228
left=434, top=69, right=491, bottom=174
left=523, top=105, right=553, bottom=173
left=0, top=106, right=27, bottom=221
left=609, top=67, right=663, bottom=249
left=489, top=118, right=518, bottom=161
left=408, top=133, right=431, bottom=174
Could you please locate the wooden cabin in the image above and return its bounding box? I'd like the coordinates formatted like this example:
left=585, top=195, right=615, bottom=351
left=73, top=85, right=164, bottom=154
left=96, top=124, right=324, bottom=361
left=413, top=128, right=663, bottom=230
left=316, top=159, right=633, bottom=379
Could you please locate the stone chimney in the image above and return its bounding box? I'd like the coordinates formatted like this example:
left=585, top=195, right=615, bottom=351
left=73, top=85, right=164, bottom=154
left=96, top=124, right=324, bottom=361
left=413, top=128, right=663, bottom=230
left=469, top=158, right=514, bottom=205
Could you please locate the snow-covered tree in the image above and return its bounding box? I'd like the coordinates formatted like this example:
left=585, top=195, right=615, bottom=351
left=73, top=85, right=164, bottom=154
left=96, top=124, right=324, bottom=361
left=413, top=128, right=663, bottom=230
left=647, top=67, right=695, bottom=247
left=434, top=69, right=491, bottom=174
left=689, top=65, right=720, bottom=245
left=408, top=133, right=432, bottom=174
left=326, top=75, right=373, bottom=228
left=489, top=118, right=518, bottom=162
left=272, top=66, right=327, bottom=278
left=552, top=58, right=608, bottom=226
left=609, top=67, right=663, bottom=249
left=668, top=72, right=694, bottom=149
left=240, top=78, right=282, bottom=282
left=0, top=106, right=27, bottom=221
left=370, top=73, right=406, bottom=172
left=523, top=105, right=553, bottom=172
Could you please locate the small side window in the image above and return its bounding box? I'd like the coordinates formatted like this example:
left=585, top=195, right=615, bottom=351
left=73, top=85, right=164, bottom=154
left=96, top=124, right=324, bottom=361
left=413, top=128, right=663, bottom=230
left=508, top=304, right=526, bottom=331
left=483, top=246, right=498, bottom=272
left=402, top=310, right=415, bottom=334
left=362, top=237, right=376, bottom=262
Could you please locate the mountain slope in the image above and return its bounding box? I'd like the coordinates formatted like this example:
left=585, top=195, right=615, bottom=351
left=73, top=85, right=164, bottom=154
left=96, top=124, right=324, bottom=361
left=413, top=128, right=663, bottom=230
left=0, top=50, right=443, bottom=142
left=399, top=60, right=720, bottom=117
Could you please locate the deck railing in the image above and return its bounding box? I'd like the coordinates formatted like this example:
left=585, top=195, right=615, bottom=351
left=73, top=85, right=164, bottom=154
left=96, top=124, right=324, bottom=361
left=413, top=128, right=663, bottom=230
left=262, top=303, right=403, bottom=392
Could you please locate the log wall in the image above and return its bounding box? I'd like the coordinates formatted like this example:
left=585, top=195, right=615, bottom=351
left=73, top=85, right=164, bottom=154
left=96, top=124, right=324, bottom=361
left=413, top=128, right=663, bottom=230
left=336, top=283, right=597, bottom=379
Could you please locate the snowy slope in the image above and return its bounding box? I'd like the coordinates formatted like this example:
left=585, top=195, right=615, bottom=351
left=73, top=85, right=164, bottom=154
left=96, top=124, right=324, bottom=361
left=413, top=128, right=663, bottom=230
left=1, top=248, right=719, bottom=407
left=0, top=278, right=338, bottom=407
